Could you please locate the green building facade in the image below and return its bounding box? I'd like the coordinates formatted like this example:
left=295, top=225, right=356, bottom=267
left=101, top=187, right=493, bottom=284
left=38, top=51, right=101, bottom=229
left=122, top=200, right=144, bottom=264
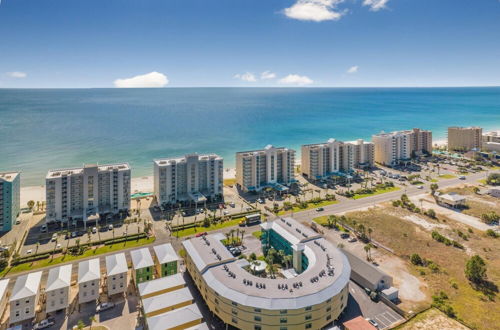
left=0, top=172, right=20, bottom=233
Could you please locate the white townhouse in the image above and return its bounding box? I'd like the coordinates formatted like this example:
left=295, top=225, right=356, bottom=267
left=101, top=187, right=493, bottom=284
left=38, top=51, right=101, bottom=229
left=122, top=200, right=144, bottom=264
left=45, top=163, right=131, bottom=225
left=0, top=279, right=10, bottom=319
left=45, top=264, right=72, bottom=313
left=105, top=253, right=128, bottom=296
left=78, top=258, right=101, bottom=304
left=154, top=153, right=223, bottom=206
left=9, top=271, right=42, bottom=324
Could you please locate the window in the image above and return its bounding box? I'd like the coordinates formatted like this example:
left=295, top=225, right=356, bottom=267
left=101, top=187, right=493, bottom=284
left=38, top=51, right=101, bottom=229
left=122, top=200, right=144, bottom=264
left=254, top=316, right=261, bottom=322
left=231, top=301, right=238, bottom=306
left=15, top=311, right=19, bottom=317
left=305, top=306, right=312, bottom=311
left=231, top=317, right=238, bottom=324
left=305, top=323, right=312, bottom=329
left=326, top=298, right=332, bottom=303
left=280, top=328, right=288, bottom=330
left=15, top=301, right=19, bottom=306
left=280, top=318, right=287, bottom=324
left=326, top=307, right=331, bottom=312
left=254, top=326, right=262, bottom=330
left=25, top=299, right=30, bottom=304
left=214, top=298, right=219, bottom=305
left=232, top=309, right=237, bottom=315
left=280, top=309, right=287, bottom=314
left=327, top=315, right=332, bottom=321
left=305, top=315, right=312, bottom=321
left=254, top=308, right=261, bottom=313
left=25, top=308, right=30, bottom=314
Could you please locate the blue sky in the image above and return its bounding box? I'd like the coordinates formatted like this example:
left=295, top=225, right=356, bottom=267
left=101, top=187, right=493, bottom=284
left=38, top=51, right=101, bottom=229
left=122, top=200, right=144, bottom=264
left=0, top=0, right=499, bottom=88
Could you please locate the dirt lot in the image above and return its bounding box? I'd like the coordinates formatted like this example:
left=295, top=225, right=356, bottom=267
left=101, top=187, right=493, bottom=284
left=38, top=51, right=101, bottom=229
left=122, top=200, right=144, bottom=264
left=442, top=185, right=500, bottom=218
left=344, top=205, right=500, bottom=329
left=396, top=308, right=469, bottom=330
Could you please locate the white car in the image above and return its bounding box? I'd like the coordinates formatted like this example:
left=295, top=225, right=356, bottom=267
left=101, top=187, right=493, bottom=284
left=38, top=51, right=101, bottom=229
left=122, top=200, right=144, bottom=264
left=92, top=227, right=97, bottom=234
left=97, top=302, right=115, bottom=312
left=51, top=233, right=58, bottom=241
left=417, top=185, right=424, bottom=189
left=26, top=249, right=33, bottom=254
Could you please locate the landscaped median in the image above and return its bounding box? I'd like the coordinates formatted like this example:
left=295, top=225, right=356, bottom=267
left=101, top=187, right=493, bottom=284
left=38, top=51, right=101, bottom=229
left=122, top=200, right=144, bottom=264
left=0, top=234, right=155, bottom=277
left=172, top=217, right=245, bottom=238
left=438, top=174, right=457, bottom=180
left=277, top=198, right=339, bottom=215
left=338, top=182, right=400, bottom=200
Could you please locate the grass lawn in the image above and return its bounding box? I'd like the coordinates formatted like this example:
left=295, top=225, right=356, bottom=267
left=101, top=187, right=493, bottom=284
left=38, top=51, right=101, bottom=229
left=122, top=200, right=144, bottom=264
left=439, top=174, right=457, bottom=179
left=252, top=230, right=262, bottom=239
left=223, top=178, right=237, bottom=186
left=277, top=199, right=338, bottom=215
left=1, top=237, right=155, bottom=277
left=351, top=186, right=400, bottom=199
left=345, top=206, right=500, bottom=329
left=430, top=179, right=439, bottom=183
left=173, top=217, right=243, bottom=238
left=313, top=216, right=348, bottom=232
left=478, top=179, right=487, bottom=184
left=395, top=308, right=468, bottom=330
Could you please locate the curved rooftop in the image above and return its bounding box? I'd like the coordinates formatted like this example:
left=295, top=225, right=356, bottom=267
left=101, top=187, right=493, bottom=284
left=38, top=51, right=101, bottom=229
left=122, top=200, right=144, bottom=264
left=182, top=217, right=351, bottom=310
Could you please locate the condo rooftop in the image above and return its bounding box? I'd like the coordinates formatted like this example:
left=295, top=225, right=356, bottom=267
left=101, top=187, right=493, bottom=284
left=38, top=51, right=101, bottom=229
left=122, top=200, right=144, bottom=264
left=0, top=172, right=19, bottom=182
left=47, top=163, right=130, bottom=178
left=154, top=153, right=222, bottom=166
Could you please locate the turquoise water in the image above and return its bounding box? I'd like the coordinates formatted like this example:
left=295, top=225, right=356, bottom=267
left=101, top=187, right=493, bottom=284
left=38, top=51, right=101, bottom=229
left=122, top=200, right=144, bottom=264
left=1, top=87, right=499, bottom=186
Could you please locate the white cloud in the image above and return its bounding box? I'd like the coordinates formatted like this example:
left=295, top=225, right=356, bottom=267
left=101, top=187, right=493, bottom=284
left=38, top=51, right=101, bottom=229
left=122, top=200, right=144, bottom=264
left=234, top=72, right=257, bottom=82
left=284, top=0, right=345, bottom=22
left=362, top=0, right=389, bottom=11
left=347, top=65, right=359, bottom=74
left=279, top=74, right=314, bottom=86
left=113, top=71, right=168, bottom=88
left=260, top=71, right=276, bottom=80
left=7, top=71, right=27, bottom=78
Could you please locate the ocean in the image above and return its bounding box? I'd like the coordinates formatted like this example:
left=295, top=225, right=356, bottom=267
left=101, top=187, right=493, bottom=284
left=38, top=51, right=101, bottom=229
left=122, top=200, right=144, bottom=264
left=1, top=87, right=499, bottom=186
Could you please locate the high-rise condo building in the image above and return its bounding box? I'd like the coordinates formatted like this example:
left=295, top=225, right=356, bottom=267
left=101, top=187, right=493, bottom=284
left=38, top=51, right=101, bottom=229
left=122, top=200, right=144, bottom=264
left=447, top=126, right=482, bottom=152
left=0, top=172, right=20, bottom=232
left=236, top=145, right=295, bottom=192
left=482, top=131, right=500, bottom=153
left=154, top=153, right=223, bottom=206
left=301, top=139, right=374, bottom=180
left=372, top=128, right=432, bottom=166
left=45, top=163, right=131, bottom=224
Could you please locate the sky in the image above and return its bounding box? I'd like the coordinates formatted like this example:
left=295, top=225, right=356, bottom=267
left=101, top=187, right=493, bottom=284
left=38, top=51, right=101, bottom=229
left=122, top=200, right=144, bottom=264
left=0, top=0, right=499, bottom=88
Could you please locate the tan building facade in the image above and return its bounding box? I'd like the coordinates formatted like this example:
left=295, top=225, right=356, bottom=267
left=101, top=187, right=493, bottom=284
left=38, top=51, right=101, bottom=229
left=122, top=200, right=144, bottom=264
left=447, top=126, right=482, bottom=151
left=301, top=139, right=374, bottom=179
left=182, top=218, right=351, bottom=330
left=373, top=128, right=432, bottom=166
left=236, top=145, right=295, bottom=192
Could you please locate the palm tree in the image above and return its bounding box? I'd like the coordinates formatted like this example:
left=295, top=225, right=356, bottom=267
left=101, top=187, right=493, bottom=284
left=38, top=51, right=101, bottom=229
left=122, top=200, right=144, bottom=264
left=224, top=232, right=231, bottom=245
left=284, top=255, right=293, bottom=269
left=77, top=320, right=85, bottom=330
left=368, top=228, right=373, bottom=241
left=90, top=316, right=96, bottom=330
left=364, top=244, right=371, bottom=261
left=277, top=250, right=286, bottom=266
left=52, top=238, right=58, bottom=260
left=240, top=230, right=246, bottom=246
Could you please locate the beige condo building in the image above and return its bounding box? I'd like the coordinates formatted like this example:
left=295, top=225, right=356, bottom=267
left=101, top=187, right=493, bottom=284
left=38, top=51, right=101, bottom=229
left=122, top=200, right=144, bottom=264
left=447, top=126, right=482, bottom=151
left=236, top=145, right=295, bottom=192
left=45, top=163, right=131, bottom=224
left=154, top=153, right=223, bottom=206
left=301, top=139, right=374, bottom=180
left=372, top=128, right=432, bottom=166
left=182, top=217, right=351, bottom=330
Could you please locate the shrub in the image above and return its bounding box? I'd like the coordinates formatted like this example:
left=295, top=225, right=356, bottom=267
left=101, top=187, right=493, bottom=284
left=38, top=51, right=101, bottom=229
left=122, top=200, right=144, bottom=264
left=486, top=229, right=498, bottom=238
left=481, top=211, right=499, bottom=224
left=410, top=253, right=423, bottom=266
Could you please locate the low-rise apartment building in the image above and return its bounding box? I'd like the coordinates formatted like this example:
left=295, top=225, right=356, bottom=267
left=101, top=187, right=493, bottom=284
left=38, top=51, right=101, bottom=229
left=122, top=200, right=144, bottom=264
left=45, top=163, right=131, bottom=224
left=153, top=243, right=180, bottom=277
left=483, top=131, right=500, bottom=153
left=0, top=172, right=20, bottom=233
left=142, top=287, right=194, bottom=318
left=448, top=126, right=482, bottom=152
left=105, top=253, right=128, bottom=296
left=0, top=279, right=10, bottom=320
left=182, top=218, right=351, bottom=330
left=78, top=258, right=101, bottom=304
left=45, top=265, right=72, bottom=313
left=301, top=139, right=374, bottom=179
left=138, top=273, right=186, bottom=299
left=372, top=128, right=432, bottom=166
left=131, top=248, right=155, bottom=284
left=154, top=154, right=223, bottom=206
left=10, top=271, right=42, bottom=324
left=146, top=304, right=204, bottom=330
left=236, top=145, right=296, bottom=192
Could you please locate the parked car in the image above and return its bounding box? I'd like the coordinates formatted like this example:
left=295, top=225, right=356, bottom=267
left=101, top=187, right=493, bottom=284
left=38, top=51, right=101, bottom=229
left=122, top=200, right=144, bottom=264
left=316, top=207, right=324, bottom=212
left=15, top=219, right=21, bottom=225
left=34, top=318, right=55, bottom=329
left=97, top=302, right=115, bottom=313
left=108, top=224, right=114, bottom=231
left=340, top=233, right=350, bottom=239
left=26, top=249, right=33, bottom=254
left=347, top=237, right=357, bottom=243
left=459, top=175, right=466, bottom=180
left=92, top=227, right=97, bottom=234
left=71, top=231, right=77, bottom=238
left=417, top=185, right=424, bottom=189
left=229, top=202, right=235, bottom=208
left=257, top=198, right=264, bottom=204
left=41, top=225, right=47, bottom=233
left=366, top=318, right=379, bottom=328
left=51, top=233, right=58, bottom=242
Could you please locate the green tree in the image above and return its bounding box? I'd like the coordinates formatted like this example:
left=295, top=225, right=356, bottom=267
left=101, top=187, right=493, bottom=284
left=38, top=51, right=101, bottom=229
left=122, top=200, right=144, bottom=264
left=27, top=200, right=35, bottom=210
left=410, top=253, right=423, bottom=266
left=77, top=320, right=85, bottom=330
left=430, top=183, right=439, bottom=195
left=465, top=255, right=487, bottom=284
